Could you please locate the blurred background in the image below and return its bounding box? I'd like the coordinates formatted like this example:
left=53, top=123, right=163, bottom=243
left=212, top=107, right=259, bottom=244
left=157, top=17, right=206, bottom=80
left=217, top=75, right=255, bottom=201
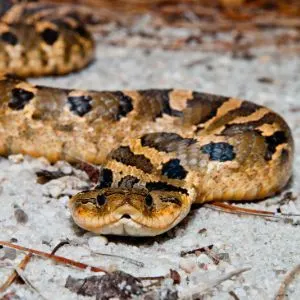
left=34, top=0, right=300, bottom=55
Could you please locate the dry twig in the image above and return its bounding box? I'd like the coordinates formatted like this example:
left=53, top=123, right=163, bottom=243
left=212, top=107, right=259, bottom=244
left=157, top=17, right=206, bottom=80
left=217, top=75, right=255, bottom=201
left=92, top=252, right=144, bottom=267
left=180, top=267, right=250, bottom=299
left=13, top=266, right=47, bottom=300
left=275, top=264, right=300, bottom=300
left=50, top=240, right=70, bottom=255
left=181, top=244, right=221, bottom=264
left=0, top=241, right=106, bottom=273
left=0, top=253, right=32, bottom=293
left=181, top=244, right=213, bottom=257
left=205, top=202, right=300, bottom=220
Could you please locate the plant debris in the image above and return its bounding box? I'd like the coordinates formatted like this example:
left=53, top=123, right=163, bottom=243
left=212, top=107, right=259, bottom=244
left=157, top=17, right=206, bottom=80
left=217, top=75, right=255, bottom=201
left=275, top=264, right=300, bottom=300
left=257, top=77, right=274, bottom=84
left=0, top=253, right=32, bottom=293
left=0, top=240, right=107, bottom=273
left=181, top=244, right=214, bottom=257
left=36, top=169, right=68, bottom=184
left=65, top=271, right=143, bottom=299
left=179, top=267, right=251, bottom=299
left=279, top=192, right=298, bottom=205
left=170, top=269, right=181, bottom=285
left=75, top=161, right=100, bottom=184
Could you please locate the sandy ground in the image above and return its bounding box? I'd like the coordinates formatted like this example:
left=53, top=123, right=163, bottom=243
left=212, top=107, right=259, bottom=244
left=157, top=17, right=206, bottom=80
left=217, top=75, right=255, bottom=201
left=0, top=41, right=300, bottom=299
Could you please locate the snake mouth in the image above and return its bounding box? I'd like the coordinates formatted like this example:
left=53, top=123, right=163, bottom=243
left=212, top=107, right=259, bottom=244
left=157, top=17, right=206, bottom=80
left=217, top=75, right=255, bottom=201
left=121, top=214, right=131, bottom=219
left=95, top=215, right=183, bottom=236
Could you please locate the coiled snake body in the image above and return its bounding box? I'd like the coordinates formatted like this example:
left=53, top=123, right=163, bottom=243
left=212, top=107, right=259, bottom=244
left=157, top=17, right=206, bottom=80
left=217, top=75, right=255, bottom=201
left=0, top=2, right=294, bottom=236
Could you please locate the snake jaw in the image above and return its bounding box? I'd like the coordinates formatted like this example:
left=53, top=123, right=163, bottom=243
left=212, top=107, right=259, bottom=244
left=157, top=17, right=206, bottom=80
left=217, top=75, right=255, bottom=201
left=70, top=203, right=188, bottom=236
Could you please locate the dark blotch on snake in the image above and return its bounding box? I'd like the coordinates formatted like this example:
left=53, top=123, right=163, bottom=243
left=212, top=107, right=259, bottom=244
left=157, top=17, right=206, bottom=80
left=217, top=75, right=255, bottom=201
left=1, top=31, right=18, bottom=45
left=97, top=168, right=113, bottom=189
left=67, top=95, right=92, bottom=117
left=118, top=175, right=140, bottom=189
left=146, top=182, right=188, bottom=195
left=280, top=149, right=289, bottom=165
left=204, top=101, right=261, bottom=132
left=187, top=92, right=229, bottom=124
left=221, top=112, right=278, bottom=136
left=40, top=28, right=59, bottom=45
left=111, top=91, right=133, bottom=120
left=162, top=159, right=188, bottom=180
left=9, top=88, right=34, bottom=110
left=110, top=146, right=153, bottom=173
left=264, top=131, right=287, bottom=161
left=201, top=142, right=236, bottom=162
left=139, top=89, right=182, bottom=118
left=141, top=132, right=197, bottom=153
left=74, top=25, right=90, bottom=38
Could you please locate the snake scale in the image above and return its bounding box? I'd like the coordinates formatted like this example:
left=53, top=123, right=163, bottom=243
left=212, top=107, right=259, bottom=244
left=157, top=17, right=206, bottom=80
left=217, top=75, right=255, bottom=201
left=0, top=1, right=294, bottom=236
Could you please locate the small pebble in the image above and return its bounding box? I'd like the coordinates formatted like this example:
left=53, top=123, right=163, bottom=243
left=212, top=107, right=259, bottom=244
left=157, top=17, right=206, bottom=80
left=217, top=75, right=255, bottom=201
left=14, top=205, right=28, bottom=224
left=8, top=154, right=24, bottom=163
left=3, top=248, right=17, bottom=260
left=88, top=236, right=108, bottom=251
left=221, top=279, right=234, bottom=290
left=196, top=253, right=211, bottom=265
left=56, top=161, right=73, bottom=175
left=179, top=258, right=197, bottom=273
left=44, top=181, right=65, bottom=198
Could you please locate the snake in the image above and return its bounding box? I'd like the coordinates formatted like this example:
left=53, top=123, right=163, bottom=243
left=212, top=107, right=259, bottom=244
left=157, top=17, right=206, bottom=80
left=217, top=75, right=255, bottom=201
left=0, top=1, right=294, bottom=236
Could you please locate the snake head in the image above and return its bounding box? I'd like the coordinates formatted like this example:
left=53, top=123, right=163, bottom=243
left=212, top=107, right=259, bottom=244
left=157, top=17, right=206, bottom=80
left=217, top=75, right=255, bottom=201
left=68, top=187, right=193, bottom=236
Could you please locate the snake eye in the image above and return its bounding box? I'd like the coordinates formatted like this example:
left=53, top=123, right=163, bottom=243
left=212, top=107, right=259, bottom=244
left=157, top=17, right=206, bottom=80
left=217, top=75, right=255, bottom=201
left=96, top=194, right=106, bottom=206
left=145, top=194, right=153, bottom=207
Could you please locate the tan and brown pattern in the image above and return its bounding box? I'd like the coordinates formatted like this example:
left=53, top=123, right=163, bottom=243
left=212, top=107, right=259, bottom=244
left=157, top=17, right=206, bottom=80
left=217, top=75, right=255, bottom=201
left=0, top=2, right=294, bottom=236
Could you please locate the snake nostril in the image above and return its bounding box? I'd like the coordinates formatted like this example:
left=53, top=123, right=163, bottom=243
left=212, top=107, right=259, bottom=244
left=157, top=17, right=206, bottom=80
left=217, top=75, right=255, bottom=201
left=121, top=214, right=131, bottom=219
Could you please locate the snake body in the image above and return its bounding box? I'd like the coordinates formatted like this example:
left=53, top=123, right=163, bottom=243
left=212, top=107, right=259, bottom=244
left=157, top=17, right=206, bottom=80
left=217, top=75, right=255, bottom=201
left=0, top=2, right=294, bottom=236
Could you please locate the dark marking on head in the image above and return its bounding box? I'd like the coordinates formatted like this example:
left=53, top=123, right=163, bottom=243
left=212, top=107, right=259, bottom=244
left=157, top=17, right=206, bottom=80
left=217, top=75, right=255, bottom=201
left=96, top=168, right=113, bottom=189
left=264, top=131, right=287, bottom=161
left=160, top=196, right=181, bottom=206
left=110, top=146, right=153, bottom=173
left=141, top=132, right=197, bottom=153
left=118, top=175, right=140, bottom=189
left=146, top=182, right=188, bottom=195
left=162, top=159, right=188, bottom=180
left=40, top=28, right=59, bottom=45
left=9, top=88, right=34, bottom=110
left=51, top=19, right=73, bottom=30
left=201, top=142, right=236, bottom=162
left=67, top=95, right=92, bottom=117
left=139, top=90, right=182, bottom=118
left=145, top=194, right=153, bottom=207
left=96, top=194, right=106, bottom=206
left=19, top=3, right=56, bottom=17
left=111, top=91, right=133, bottom=120
left=1, top=31, right=18, bottom=45
left=0, top=1, right=15, bottom=17
left=74, top=25, right=90, bottom=38
left=186, top=92, right=230, bottom=124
